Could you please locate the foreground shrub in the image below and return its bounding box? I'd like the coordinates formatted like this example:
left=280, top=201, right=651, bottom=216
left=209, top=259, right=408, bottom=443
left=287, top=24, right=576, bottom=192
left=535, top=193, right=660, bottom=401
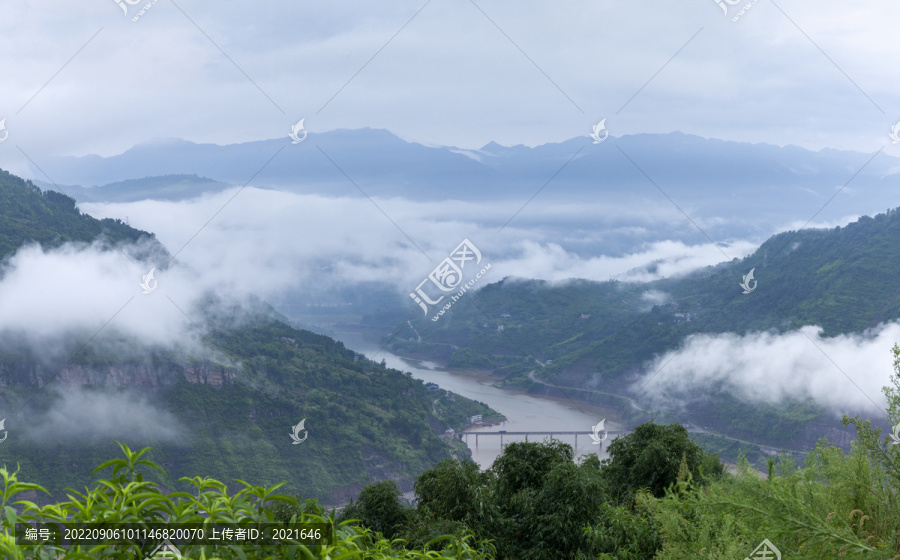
left=337, top=480, right=410, bottom=540
left=0, top=443, right=494, bottom=559
left=585, top=494, right=662, bottom=560
left=601, top=422, right=709, bottom=501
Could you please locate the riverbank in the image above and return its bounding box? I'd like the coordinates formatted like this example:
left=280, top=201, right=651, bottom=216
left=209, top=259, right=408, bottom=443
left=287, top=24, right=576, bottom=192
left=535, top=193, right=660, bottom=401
left=383, top=345, right=650, bottom=431
left=374, top=338, right=822, bottom=473
left=332, top=330, right=627, bottom=469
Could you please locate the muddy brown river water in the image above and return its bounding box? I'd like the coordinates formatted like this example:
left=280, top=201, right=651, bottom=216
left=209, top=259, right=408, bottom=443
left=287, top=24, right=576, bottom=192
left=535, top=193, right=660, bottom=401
left=335, top=331, right=626, bottom=469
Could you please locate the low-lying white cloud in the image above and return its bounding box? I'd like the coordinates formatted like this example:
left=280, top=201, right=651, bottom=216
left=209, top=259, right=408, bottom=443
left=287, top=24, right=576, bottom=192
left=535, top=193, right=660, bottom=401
left=0, top=239, right=242, bottom=360
left=776, top=214, right=861, bottom=235
left=80, top=187, right=755, bottom=298
left=640, top=289, right=671, bottom=306
left=634, top=323, right=898, bottom=417
left=21, top=386, right=183, bottom=444
left=490, top=239, right=758, bottom=283
left=0, top=187, right=758, bottom=358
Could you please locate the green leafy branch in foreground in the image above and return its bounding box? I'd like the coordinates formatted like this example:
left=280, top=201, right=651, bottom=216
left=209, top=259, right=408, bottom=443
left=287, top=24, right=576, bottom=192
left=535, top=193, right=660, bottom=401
left=0, top=442, right=492, bottom=559
left=649, top=447, right=899, bottom=558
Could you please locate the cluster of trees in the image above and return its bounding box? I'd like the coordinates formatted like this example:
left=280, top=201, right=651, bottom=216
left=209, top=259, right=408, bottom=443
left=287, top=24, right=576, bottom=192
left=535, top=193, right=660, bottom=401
left=328, top=412, right=900, bottom=558
left=334, top=423, right=720, bottom=559
left=0, top=443, right=493, bottom=559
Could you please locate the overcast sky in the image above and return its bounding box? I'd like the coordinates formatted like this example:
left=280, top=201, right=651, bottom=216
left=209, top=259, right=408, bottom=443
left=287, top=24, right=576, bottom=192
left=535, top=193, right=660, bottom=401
left=0, top=0, right=898, bottom=163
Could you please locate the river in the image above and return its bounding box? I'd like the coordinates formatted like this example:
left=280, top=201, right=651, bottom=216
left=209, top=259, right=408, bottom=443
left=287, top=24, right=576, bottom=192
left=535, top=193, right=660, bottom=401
left=334, top=331, right=625, bottom=469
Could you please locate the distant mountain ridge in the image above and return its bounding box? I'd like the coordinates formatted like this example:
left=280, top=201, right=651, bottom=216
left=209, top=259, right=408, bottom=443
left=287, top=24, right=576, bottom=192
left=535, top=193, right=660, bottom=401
left=29, top=129, right=900, bottom=202
left=26, top=130, right=900, bottom=251
left=33, top=174, right=234, bottom=203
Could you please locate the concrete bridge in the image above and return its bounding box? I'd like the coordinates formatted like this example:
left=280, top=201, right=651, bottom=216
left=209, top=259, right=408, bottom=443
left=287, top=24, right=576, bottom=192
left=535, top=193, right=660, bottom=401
left=458, top=430, right=622, bottom=450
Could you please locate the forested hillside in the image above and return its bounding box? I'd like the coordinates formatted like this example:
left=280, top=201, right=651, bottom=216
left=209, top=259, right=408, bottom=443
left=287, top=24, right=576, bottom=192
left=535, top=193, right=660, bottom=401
left=0, top=170, right=500, bottom=503
left=390, top=209, right=900, bottom=372
left=386, top=209, right=900, bottom=453
left=0, top=169, right=160, bottom=258
left=0, top=309, right=497, bottom=502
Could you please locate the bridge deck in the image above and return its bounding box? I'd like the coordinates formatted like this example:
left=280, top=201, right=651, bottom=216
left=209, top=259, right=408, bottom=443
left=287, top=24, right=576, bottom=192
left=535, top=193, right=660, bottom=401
left=458, top=431, right=620, bottom=436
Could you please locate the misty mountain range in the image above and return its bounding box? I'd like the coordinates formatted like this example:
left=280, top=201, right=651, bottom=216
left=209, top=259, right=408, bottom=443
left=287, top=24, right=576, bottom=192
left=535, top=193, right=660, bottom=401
left=45, top=174, right=232, bottom=204
left=31, top=130, right=900, bottom=246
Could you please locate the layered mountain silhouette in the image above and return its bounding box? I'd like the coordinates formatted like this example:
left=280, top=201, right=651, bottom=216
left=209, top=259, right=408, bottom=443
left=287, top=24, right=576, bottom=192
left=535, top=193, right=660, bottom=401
left=29, top=129, right=900, bottom=250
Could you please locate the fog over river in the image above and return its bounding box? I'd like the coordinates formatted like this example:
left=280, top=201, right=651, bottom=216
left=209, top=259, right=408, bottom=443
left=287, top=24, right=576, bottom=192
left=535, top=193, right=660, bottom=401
left=334, top=331, right=626, bottom=469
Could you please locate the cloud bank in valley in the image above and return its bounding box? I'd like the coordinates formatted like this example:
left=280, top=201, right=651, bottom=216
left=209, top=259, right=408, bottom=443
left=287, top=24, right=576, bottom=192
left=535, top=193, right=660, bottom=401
left=80, top=186, right=757, bottom=297
left=634, top=323, right=900, bottom=417
left=0, top=240, right=210, bottom=354
left=0, top=186, right=752, bottom=359
left=1, top=185, right=884, bottom=419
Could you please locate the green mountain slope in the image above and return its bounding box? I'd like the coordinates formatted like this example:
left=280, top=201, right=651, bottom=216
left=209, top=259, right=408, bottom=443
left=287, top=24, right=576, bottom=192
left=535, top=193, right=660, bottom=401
left=391, top=210, right=900, bottom=373
left=0, top=169, right=500, bottom=503
left=549, top=210, right=900, bottom=379
left=387, top=209, right=900, bottom=452
left=0, top=169, right=161, bottom=258
left=0, top=310, right=496, bottom=503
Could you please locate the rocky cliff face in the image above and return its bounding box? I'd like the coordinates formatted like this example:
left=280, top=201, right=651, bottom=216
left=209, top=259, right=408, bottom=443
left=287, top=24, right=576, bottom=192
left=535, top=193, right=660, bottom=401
left=0, top=360, right=238, bottom=389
